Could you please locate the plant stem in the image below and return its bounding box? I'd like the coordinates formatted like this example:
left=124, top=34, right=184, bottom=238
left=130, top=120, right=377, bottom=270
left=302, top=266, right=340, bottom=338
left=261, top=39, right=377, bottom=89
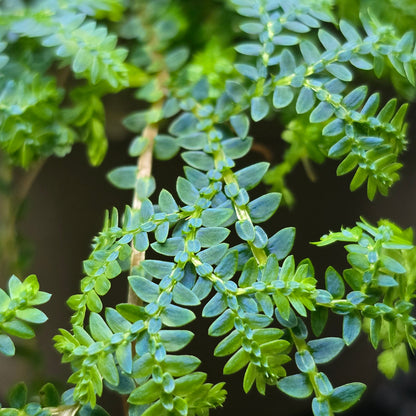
left=290, top=329, right=335, bottom=416
left=0, top=152, right=15, bottom=282
left=0, top=153, right=44, bottom=282
left=128, top=72, right=167, bottom=305
left=127, top=121, right=158, bottom=305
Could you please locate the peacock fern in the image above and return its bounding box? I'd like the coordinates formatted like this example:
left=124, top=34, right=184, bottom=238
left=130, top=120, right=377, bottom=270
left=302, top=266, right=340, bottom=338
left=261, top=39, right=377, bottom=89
left=0, top=1, right=416, bottom=415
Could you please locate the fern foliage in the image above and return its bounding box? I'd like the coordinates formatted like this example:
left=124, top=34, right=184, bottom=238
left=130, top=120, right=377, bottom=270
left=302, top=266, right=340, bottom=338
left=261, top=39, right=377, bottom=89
left=1, top=0, right=416, bottom=416
left=0, top=274, right=50, bottom=357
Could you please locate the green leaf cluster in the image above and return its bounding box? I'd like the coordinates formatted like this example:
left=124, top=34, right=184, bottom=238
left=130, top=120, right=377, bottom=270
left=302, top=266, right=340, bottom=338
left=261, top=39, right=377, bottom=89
left=1, top=0, right=416, bottom=415
left=316, top=219, right=416, bottom=378
left=50, top=1, right=416, bottom=414
left=0, top=0, right=131, bottom=167
left=0, top=275, right=50, bottom=357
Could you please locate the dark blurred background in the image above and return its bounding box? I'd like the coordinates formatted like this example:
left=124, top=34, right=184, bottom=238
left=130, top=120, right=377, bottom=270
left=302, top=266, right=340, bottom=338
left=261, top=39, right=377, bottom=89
left=0, top=98, right=415, bottom=415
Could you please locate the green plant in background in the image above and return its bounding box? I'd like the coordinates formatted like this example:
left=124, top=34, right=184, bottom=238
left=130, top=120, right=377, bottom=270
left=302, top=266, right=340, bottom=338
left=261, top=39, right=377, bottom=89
left=1, top=0, right=416, bottom=415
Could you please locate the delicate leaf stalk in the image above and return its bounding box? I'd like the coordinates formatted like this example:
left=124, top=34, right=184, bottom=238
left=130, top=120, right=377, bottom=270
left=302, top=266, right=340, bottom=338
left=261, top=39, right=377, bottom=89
left=128, top=87, right=166, bottom=306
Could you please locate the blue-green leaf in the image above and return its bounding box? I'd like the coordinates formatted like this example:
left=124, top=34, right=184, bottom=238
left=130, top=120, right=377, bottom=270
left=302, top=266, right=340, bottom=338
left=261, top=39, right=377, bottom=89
left=155, top=222, right=169, bottom=243
left=226, top=81, right=247, bottom=102
left=342, top=86, right=367, bottom=109
left=235, top=43, right=262, bottom=56
left=154, top=135, right=180, bottom=160
left=343, top=312, right=361, bottom=346
left=296, top=87, right=315, bottom=114
left=202, top=293, right=227, bottom=318
left=312, top=398, right=331, bottom=416
left=72, top=49, right=91, bottom=73
left=161, top=305, right=195, bottom=327
left=308, top=337, right=344, bottom=364
left=209, top=309, right=235, bottom=336
left=129, top=136, right=148, bottom=157
left=215, top=251, right=238, bottom=280
left=279, top=49, right=296, bottom=76
left=152, top=238, right=184, bottom=256
left=129, top=276, right=159, bottom=303
left=89, top=312, right=113, bottom=342
left=325, top=266, right=344, bottom=298
left=169, top=113, right=198, bottom=136
left=318, top=29, right=341, bottom=50
left=141, top=260, right=174, bottom=279
left=248, top=193, right=281, bottom=223
left=105, top=308, right=130, bottom=333
left=159, top=330, right=194, bottom=351
left=273, top=86, right=294, bottom=109
left=323, top=119, right=345, bottom=137
left=135, top=176, right=156, bottom=200
left=236, top=220, right=255, bottom=242
left=182, top=151, right=214, bottom=171
left=326, top=63, right=352, bottom=82
left=230, top=114, right=250, bottom=139
left=381, top=255, right=406, bottom=274
left=192, top=78, right=209, bottom=101
left=176, top=177, right=199, bottom=205
left=184, top=167, right=209, bottom=188
left=201, top=208, right=234, bottom=227
left=192, top=277, right=213, bottom=300
left=235, top=63, right=259, bottom=80
left=255, top=292, right=274, bottom=317
left=267, top=227, right=295, bottom=260
left=163, top=97, right=180, bottom=118
left=198, top=244, right=229, bottom=264
left=177, top=133, right=208, bottom=150
left=140, top=200, right=154, bottom=222
left=262, top=254, right=279, bottom=284
left=0, top=334, right=15, bottom=356
left=235, top=162, right=269, bottom=190
left=172, top=283, right=200, bottom=306
left=123, top=111, right=148, bottom=133
left=314, top=372, right=333, bottom=396
left=277, top=374, right=313, bottom=398
left=223, top=137, right=253, bottom=159
left=196, top=227, right=230, bottom=247
left=273, top=35, right=300, bottom=46
left=329, top=383, right=366, bottom=412
left=253, top=226, right=268, bottom=249
left=376, top=274, right=398, bottom=287
left=361, top=92, right=380, bottom=117
left=295, top=350, right=315, bottom=373
left=107, top=166, right=136, bottom=189
left=251, top=97, right=269, bottom=121
left=311, top=307, right=328, bottom=337
left=339, top=20, right=362, bottom=42
left=240, top=22, right=264, bottom=35
left=310, top=102, right=334, bottom=123
left=300, top=40, right=321, bottom=64
left=239, top=258, right=259, bottom=287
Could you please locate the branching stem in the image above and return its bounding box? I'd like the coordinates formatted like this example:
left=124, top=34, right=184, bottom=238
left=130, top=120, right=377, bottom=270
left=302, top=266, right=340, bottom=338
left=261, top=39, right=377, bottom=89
left=127, top=121, right=158, bottom=305
left=127, top=71, right=168, bottom=305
